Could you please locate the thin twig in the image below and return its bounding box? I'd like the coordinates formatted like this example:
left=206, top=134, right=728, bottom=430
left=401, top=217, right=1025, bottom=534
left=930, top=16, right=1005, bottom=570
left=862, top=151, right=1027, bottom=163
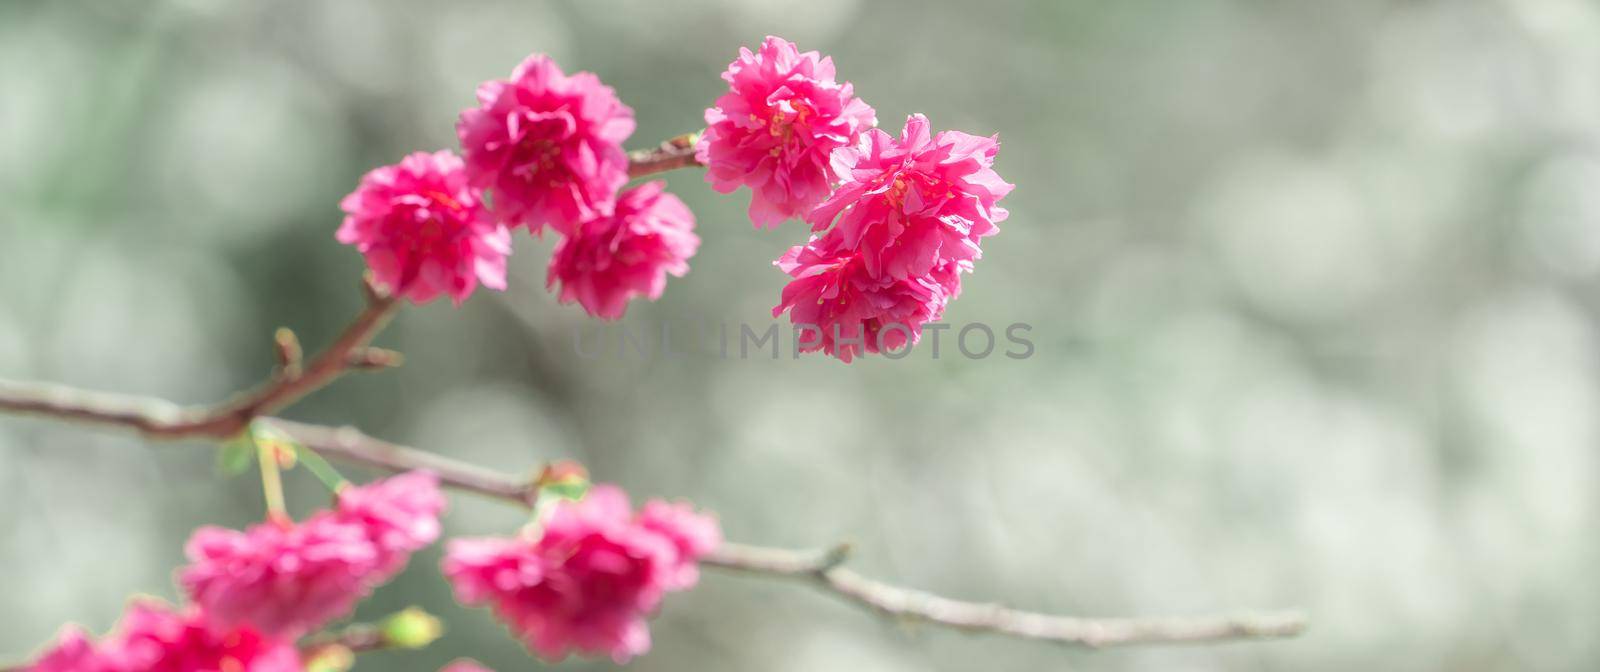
left=0, top=286, right=396, bottom=441
left=304, top=622, right=386, bottom=655
left=703, top=543, right=1306, bottom=646
left=262, top=418, right=540, bottom=507
left=0, top=385, right=1307, bottom=648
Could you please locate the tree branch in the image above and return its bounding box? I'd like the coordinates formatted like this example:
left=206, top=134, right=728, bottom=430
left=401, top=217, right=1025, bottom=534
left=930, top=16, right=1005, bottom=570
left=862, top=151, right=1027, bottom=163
left=703, top=543, right=1306, bottom=646
left=0, top=388, right=1307, bottom=648
left=627, top=133, right=703, bottom=179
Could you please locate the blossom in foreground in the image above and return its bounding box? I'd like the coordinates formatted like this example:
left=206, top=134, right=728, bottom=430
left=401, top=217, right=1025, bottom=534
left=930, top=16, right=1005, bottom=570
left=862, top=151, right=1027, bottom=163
left=638, top=499, right=724, bottom=589
left=334, top=470, right=446, bottom=577
left=459, top=54, right=636, bottom=234
left=179, top=471, right=445, bottom=639
left=546, top=182, right=699, bottom=320
left=27, top=627, right=107, bottom=672
left=179, top=513, right=379, bottom=640
left=442, top=485, right=719, bottom=663
left=27, top=601, right=299, bottom=672
left=337, top=150, right=511, bottom=305
left=698, top=35, right=876, bottom=228
left=807, top=114, right=1012, bottom=281
left=773, top=234, right=966, bottom=362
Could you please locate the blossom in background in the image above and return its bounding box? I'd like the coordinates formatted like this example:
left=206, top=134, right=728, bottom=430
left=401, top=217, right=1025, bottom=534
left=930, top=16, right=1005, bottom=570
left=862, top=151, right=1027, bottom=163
left=337, top=150, right=511, bottom=306
left=459, top=55, right=636, bottom=235
left=774, top=234, right=966, bottom=362
left=698, top=36, right=876, bottom=228
left=546, top=181, right=699, bottom=320
left=440, top=661, right=495, bottom=672
left=179, top=472, right=445, bottom=639
left=27, top=601, right=300, bottom=672
left=442, top=485, right=719, bottom=663
left=807, top=114, right=1012, bottom=281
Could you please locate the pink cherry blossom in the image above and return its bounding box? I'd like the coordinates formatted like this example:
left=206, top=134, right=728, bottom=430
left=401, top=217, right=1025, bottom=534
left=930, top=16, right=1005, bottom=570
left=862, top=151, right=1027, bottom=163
left=109, top=602, right=301, bottom=672
left=638, top=500, right=722, bottom=590
left=27, top=627, right=109, bottom=672
left=442, top=485, right=719, bottom=664
left=458, top=54, right=636, bottom=235
left=698, top=36, right=876, bottom=228
left=807, top=114, right=1012, bottom=281
left=27, top=602, right=299, bottom=672
left=546, top=181, right=699, bottom=320
left=334, top=470, right=446, bottom=577
left=440, top=661, right=495, bottom=672
left=337, top=150, right=511, bottom=306
left=773, top=233, right=967, bottom=363
left=179, top=513, right=380, bottom=640
left=179, top=472, right=447, bottom=640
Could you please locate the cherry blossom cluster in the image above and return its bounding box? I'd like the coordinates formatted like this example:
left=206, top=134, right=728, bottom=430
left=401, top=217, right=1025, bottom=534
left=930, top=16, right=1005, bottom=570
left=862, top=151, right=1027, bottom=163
left=337, top=35, right=1010, bottom=361
left=443, top=486, right=721, bottom=663
left=26, top=472, right=442, bottom=671
left=341, top=56, right=698, bottom=318
left=23, top=471, right=720, bottom=669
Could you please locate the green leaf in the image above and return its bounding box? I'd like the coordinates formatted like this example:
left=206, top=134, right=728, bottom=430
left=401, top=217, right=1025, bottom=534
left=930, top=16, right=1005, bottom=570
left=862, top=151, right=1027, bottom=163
left=216, top=432, right=256, bottom=477
left=291, top=442, right=349, bottom=494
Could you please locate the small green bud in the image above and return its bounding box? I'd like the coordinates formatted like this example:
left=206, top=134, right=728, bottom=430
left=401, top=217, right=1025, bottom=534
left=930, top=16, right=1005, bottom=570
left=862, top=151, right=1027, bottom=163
left=305, top=645, right=354, bottom=672
left=381, top=607, right=443, bottom=650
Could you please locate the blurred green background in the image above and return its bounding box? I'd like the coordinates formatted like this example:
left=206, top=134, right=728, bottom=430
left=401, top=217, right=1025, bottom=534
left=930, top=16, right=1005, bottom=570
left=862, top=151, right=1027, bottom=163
left=4, top=0, right=1599, bottom=670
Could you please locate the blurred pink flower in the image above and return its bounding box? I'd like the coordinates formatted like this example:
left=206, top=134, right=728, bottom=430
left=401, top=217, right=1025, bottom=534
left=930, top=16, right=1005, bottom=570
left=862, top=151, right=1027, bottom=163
left=27, top=602, right=299, bottom=672
left=179, top=513, right=379, bottom=640
left=442, top=485, right=719, bottom=664
left=111, top=602, right=300, bottom=672
left=773, top=234, right=966, bottom=362
left=179, top=472, right=447, bottom=640
left=546, top=182, right=699, bottom=320
left=638, top=500, right=722, bottom=590
left=807, top=114, right=1012, bottom=281
left=27, top=627, right=109, bottom=672
left=334, top=470, right=446, bottom=577
left=698, top=36, right=876, bottom=228
left=440, top=661, right=494, bottom=672
left=459, top=54, right=636, bottom=235
left=337, top=150, right=511, bottom=306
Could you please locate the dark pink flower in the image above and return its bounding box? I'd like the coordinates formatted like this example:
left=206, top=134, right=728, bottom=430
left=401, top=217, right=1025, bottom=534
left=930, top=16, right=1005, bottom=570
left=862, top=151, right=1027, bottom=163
left=178, top=514, right=380, bottom=640
left=698, top=36, right=876, bottom=228
left=109, top=602, right=300, bottom=672
left=334, top=470, right=446, bottom=577
left=773, top=234, right=966, bottom=363
left=458, top=54, right=635, bottom=235
left=442, top=485, right=719, bottom=664
left=546, top=182, right=699, bottom=320
left=337, top=150, right=511, bottom=306
left=807, top=114, right=1012, bottom=281
left=27, top=602, right=299, bottom=672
